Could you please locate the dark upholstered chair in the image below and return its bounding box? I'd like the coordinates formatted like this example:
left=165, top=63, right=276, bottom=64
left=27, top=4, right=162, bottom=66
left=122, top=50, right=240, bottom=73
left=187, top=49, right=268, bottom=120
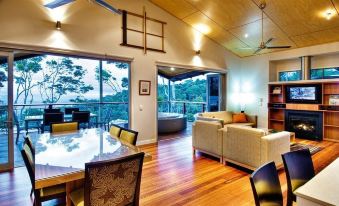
left=41, top=112, right=64, bottom=133
left=21, top=140, right=66, bottom=206
left=282, top=149, right=315, bottom=206
left=24, top=135, right=35, bottom=161
left=44, top=108, right=61, bottom=113
left=250, top=162, right=283, bottom=206
left=109, top=124, right=123, bottom=137
left=72, top=111, right=90, bottom=128
left=50, top=121, right=79, bottom=133
left=64, top=107, right=80, bottom=115
left=119, top=128, right=138, bottom=146
left=70, top=152, right=145, bottom=206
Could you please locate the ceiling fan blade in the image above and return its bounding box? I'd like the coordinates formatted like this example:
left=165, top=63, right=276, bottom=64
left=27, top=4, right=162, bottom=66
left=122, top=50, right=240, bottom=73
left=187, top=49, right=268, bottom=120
left=266, top=46, right=292, bottom=49
left=44, top=0, right=75, bottom=9
left=254, top=48, right=263, bottom=54
left=264, top=38, right=274, bottom=46
left=94, top=0, right=122, bottom=14
left=237, top=47, right=253, bottom=50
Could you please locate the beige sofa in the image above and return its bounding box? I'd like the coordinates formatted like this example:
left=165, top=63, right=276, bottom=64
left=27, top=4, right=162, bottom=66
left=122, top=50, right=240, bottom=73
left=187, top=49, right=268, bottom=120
left=196, top=111, right=257, bottom=128
left=222, top=126, right=290, bottom=170
left=192, top=120, right=223, bottom=163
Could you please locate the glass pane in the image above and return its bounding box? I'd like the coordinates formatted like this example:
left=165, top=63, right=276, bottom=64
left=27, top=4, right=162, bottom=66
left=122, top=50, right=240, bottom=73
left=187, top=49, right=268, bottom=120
left=310, top=69, right=323, bottom=79
left=102, top=61, right=129, bottom=128
left=279, top=70, right=301, bottom=81
left=0, top=56, right=8, bottom=165
left=158, top=76, right=169, bottom=113
left=324, top=68, right=339, bottom=79
left=208, top=76, right=219, bottom=112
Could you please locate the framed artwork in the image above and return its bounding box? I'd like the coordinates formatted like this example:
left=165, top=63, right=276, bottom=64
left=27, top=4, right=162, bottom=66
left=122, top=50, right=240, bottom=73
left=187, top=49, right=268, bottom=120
left=139, top=80, right=151, bottom=95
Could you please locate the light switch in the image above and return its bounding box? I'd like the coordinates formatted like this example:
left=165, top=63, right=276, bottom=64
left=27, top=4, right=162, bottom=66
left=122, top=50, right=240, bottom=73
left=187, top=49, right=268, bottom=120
left=139, top=105, right=143, bottom=111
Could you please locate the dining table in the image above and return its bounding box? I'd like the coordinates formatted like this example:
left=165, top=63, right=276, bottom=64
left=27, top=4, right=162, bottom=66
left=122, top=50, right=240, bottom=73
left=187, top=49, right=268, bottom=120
left=35, top=128, right=151, bottom=206
left=295, top=157, right=339, bottom=206
left=24, top=113, right=98, bottom=131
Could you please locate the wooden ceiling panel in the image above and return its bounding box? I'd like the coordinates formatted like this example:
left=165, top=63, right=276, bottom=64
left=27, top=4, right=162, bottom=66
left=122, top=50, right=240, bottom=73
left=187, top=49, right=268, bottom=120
left=182, top=12, right=250, bottom=56
left=150, top=0, right=197, bottom=19
left=291, top=26, right=339, bottom=47
left=229, top=18, right=296, bottom=49
left=185, top=0, right=262, bottom=29
left=253, top=0, right=339, bottom=36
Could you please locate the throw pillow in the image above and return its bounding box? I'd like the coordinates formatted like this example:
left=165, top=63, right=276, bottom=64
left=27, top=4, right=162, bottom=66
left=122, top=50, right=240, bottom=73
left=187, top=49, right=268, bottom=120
left=232, top=113, right=248, bottom=123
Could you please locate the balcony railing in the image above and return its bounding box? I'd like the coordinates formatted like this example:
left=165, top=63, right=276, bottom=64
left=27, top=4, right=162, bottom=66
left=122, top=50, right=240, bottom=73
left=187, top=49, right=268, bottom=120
left=158, top=101, right=206, bottom=122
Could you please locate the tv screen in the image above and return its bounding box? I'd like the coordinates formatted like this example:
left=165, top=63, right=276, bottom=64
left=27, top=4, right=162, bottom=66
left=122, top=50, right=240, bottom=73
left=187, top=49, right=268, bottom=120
left=289, top=87, right=316, bottom=100
left=285, top=84, right=322, bottom=104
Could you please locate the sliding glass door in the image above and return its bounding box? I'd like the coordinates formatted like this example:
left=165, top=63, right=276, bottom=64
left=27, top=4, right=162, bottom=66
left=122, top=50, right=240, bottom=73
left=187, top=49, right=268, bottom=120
left=0, top=52, right=14, bottom=171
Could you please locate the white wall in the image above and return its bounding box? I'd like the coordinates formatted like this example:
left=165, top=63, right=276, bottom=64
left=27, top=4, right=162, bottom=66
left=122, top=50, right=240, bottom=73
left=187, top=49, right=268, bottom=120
left=227, top=41, right=339, bottom=128
left=0, top=0, right=240, bottom=144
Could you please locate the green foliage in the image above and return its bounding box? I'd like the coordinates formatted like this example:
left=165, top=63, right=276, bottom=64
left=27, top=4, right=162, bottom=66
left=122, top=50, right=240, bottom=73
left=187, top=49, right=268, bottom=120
left=0, top=70, right=7, bottom=88
left=279, top=70, right=301, bottom=81
left=38, top=57, right=94, bottom=103
left=172, top=79, right=206, bottom=102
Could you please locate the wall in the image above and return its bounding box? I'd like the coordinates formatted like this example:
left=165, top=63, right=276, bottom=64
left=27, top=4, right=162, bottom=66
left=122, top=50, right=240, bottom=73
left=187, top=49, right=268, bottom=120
left=227, top=41, right=339, bottom=128
left=0, top=0, right=240, bottom=144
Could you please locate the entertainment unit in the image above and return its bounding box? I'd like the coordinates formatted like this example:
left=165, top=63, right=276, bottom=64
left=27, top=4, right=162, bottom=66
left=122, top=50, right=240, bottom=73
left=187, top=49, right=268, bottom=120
left=268, top=80, right=339, bottom=142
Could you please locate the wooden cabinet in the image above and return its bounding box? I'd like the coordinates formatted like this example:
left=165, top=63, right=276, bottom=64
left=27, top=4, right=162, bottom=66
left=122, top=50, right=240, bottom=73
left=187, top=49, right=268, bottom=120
left=268, top=81, right=339, bottom=142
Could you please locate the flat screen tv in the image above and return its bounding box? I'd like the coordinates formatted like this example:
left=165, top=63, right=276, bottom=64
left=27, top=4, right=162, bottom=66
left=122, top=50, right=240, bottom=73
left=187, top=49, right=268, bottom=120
left=285, top=84, right=322, bottom=104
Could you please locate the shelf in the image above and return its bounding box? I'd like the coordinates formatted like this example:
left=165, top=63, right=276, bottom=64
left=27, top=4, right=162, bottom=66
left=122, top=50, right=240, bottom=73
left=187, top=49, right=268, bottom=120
left=269, top=119, right=284, bottom=122
left=323, top=93, right=339, bottom=95
left=269, top=93, right=282, bottom=95
left=324, top=124, right=339, bottom=128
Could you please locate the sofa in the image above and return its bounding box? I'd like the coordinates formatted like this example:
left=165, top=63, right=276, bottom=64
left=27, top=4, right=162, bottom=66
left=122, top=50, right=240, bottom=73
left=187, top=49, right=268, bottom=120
left=222, top=126, right=290, bottom=170
left=196, top=111, right=257, bottom=128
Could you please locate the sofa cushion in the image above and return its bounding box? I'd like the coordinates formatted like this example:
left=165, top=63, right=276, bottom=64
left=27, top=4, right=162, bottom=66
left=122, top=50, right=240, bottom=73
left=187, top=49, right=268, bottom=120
left=232, top=113, right=248, bottom=123
left=226, top=122, right=254, bottom=127
left=201, top=111, right=233, bottom=124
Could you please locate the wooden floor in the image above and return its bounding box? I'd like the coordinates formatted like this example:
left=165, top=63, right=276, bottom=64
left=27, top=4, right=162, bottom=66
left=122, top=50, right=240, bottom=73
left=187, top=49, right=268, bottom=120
left=0, top=132, right=338, bottom=206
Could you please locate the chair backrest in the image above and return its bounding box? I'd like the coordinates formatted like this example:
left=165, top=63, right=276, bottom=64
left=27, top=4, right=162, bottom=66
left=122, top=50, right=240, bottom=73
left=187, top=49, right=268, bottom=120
left=119, top=128, right=138, bottom=146
left=44, top=108, right=61, bottom=113
left=24, top=135, right=35, bottom=155
left=43, top=112, right=64, bottom=126
left=51, top=122, right=79, bottom=133
left=21, top=142, right=35, bottom=191
left=72, top=111, right=90, bottom=123
left=84, top=152, right=145, bottom=206
left=64, top=108, right=80, bottom=115
left=250, top=162, right=283, bottom=206
left=109, top=124, right=123, bottom=137
left=282, top=149, right=315, bottom=194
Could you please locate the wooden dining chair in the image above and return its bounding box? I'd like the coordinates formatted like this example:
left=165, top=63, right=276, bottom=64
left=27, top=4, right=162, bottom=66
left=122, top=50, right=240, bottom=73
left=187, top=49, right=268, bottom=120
left=21, top=140, right=66, bottom=206
left=109, top=124, right=123, bottom=137
left=64, top=107, right=80, bottom=115
left=70, top=152, right=145, bottom=206
left=41, top=112, right=64, bottom=133
left=119, top=128, right=138, bottom=146
left=72, top=111, right=90, bottom=128
left=250, top=161, right=283, bottom=206
left=282, top=149, right=315, bottom=206
left=50, top=122, right=79, bottom=133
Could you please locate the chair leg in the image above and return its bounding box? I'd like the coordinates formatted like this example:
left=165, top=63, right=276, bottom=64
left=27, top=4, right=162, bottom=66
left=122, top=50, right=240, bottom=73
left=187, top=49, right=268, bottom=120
left=286, top=193, right=293, bottom=206
left=30, top=188, right=33, bottom=196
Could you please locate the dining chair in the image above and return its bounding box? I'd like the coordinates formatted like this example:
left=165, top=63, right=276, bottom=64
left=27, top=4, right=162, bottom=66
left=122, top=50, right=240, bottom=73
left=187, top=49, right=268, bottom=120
left=119, top=128, right=138, bottom=146
left=50, top=121, right=79, bottom=133
left=64, top=107, right=80, bottom=115
left=282, top=149, right=315, bottom=206
left=250, top=161, right=283, bottom=206
left=24, top=135, right=35, bottom=157
left=70, top=152, right=145, bottom=206
left=41, top=112, right=64, bottom=133
left=21, top=140, right=66, bottom=206
left=109, top=124, right=123, bottom=137
left=72, top=111, right=90, bottom=129
left=44, top=108, right=61, bottom=113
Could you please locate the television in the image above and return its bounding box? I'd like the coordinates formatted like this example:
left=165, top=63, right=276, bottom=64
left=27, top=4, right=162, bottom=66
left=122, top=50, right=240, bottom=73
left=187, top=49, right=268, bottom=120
left=285, top=84, right=322, bottom=104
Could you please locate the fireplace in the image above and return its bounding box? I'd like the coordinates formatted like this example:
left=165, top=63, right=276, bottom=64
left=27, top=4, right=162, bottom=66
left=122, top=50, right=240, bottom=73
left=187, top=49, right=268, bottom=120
left=285, top=110, right=323, bottom=140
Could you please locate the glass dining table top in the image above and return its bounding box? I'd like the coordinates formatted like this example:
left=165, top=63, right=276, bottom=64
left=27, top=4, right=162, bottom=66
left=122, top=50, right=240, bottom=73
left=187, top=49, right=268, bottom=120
left=35, top=128, right=139, bottom=182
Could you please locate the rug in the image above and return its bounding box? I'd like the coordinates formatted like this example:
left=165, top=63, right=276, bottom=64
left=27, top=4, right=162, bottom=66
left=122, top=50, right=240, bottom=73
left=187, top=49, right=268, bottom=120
left=290, top=142, right=322, bottom=155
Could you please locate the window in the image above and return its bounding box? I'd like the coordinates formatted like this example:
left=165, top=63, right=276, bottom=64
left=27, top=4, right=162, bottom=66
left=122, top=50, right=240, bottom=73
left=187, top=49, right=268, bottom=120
left=279, top=70, right=301, bottom=81
left=310, top=67, right=339, bottom=80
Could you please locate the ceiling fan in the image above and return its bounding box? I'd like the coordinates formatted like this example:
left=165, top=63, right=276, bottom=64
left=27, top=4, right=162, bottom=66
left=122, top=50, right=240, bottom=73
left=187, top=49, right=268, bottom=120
left=253, top=1, right=291, bottom=54
left=44, top=0, right=121, bottom=15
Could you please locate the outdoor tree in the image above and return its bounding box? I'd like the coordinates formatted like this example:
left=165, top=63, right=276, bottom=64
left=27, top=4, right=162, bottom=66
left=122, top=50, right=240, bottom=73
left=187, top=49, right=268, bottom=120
left=38, top=57, right=94, bottom=103
left=14, top=56, right=43, bottom=104
left=0, top=70, right=7, bottom=88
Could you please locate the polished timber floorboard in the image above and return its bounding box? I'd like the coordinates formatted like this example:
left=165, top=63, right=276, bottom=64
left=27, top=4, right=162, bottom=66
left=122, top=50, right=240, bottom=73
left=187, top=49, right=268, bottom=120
left=0, top=133, right=339, bottom=206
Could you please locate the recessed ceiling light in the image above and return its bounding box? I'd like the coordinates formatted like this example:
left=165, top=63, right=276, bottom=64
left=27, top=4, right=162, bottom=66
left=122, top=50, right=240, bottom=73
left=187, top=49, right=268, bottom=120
left=244, top=33, right=249, bottom=38
left=323, top=9, right=335, bottom=20
left=170, top=67, right=175, bottom=71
